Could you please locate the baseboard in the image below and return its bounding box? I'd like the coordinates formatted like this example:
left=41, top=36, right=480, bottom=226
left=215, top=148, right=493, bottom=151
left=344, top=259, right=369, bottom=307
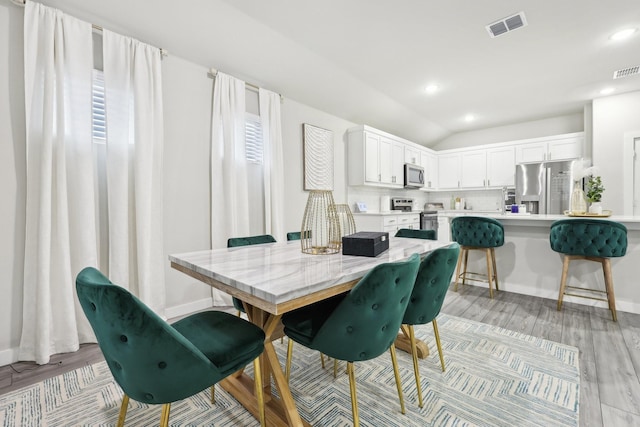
left=471, top=280, right=640, bottom=315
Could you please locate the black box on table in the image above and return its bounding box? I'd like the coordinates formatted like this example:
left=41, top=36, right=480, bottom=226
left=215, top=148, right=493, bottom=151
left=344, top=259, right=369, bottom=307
left=342, top=231, right=389, bottom=257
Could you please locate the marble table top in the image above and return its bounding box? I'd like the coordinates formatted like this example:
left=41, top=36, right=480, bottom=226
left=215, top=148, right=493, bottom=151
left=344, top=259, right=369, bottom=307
left=170, top=237, right=450, bottom=309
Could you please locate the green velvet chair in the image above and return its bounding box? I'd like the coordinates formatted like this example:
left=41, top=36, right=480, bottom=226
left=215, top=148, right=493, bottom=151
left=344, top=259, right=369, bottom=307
left=76, top=267, right=266, bottom=427
left=227, top=234, right=277, bottom=315
left=450, top=216, right=504, bottom=298
left=282, top=253, right=421, bottom=427
left=550, top=219, right=627, bottom=321
left=395, top=228, right=436, bottom=240
left=402, top=243, right=460, bottom=408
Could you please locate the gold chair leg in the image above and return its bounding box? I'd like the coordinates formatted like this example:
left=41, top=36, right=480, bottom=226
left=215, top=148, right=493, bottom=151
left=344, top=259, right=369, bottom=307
left=236, top=310, right=241, bottom=317
left=557, top=255, right=571, bottom=311
left=334, top=359, right=338, bottom=378
left=432, top=318, right=446, bottom=372
left=407, top=325, right=423, bottom=408
left=347, top=362, right=359, bottom=427
left=602, top=258, right=617, bottom=322
left=320, top=353, right=326, bottom=369
left=253, top=358, right=266, bottom=427
left=390, top=345, right=406, bottom=415
left=462, top=249, right=470, bottom=286
left=485, top=248, right=494, bottom=298
left=211, top=385, right=215, bottom=403
left=285, top=339, right=294, bottom=382
left=117, top=394, right=129, bottom=427
left=159, top=403, right=171, bottom=427
left=491, top=248, right=499, bottom=291
left=453, top=249, right=464, bottom=291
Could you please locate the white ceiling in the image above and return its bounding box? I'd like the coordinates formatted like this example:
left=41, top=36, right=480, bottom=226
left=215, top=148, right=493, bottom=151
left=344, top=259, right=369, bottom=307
left=36, top=0, right=640, bottom=145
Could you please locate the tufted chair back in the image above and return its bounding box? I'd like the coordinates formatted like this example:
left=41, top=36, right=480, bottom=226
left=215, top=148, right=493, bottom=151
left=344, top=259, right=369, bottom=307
left=395, top=228, right=436, bottom=240
left=76, top=267, right=223, bottom=404
left=451, top=216, right=504, bottom=248
left=307, top=253, right=420, bottom=362
left=403, top=243, right=460, bottom=325
left=228, top=234, right=276, bottom=247
left=550, top=219, right=627, bottom=257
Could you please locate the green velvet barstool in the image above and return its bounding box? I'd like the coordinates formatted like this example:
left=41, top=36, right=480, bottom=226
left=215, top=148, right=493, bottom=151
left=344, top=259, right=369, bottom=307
left=550, top=219, right=627, bottom=321
left=450, top=216, right=504, bottom=298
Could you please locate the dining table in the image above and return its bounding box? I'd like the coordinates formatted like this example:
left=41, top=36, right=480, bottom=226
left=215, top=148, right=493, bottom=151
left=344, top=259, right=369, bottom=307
left=170, top=236, right=451, bottom=427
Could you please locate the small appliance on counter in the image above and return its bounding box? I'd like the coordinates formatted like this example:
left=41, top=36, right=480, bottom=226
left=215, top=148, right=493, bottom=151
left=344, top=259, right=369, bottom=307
left=391, top=197, right=414, bottom=212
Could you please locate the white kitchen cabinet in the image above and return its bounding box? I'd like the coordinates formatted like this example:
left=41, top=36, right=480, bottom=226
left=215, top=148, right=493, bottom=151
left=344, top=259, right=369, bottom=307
left=348, top=128, right=404, bottom=188
left=438, top=153, right=461, bottom=189
left=486, top=146, right=515, bottom=187
left=354, top=213, right=420, bottom=234
left=460, top=150, right=487, bottom=188
left=420, top=150, right=438, bottom=190
left=516, top=134, right=584, bottom=163
left=405, top=145, right=421, bottom=165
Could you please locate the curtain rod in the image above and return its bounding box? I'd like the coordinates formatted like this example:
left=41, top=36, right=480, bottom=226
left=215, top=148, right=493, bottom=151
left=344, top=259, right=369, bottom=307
left=10, top=0, right=168, bottom=57
left=208, top=68, right=283, bottom=101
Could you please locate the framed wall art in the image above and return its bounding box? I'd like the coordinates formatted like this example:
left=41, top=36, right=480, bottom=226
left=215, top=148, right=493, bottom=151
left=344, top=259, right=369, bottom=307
left=303, top=123, right=334, bottom=191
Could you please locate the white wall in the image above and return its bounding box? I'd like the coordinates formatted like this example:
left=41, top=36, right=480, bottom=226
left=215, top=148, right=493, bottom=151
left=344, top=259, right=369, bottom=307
left=592, top=91, right=640, bottom=214
left=280, top=99, right=355, bottom=232
left=432, top=113, right=584, bottom=150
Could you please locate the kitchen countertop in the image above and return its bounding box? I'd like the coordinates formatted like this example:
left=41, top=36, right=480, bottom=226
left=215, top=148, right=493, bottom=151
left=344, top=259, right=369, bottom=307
left=353, top=210, right=423, bottom=215
left=438, top=211, right=640, bottom=230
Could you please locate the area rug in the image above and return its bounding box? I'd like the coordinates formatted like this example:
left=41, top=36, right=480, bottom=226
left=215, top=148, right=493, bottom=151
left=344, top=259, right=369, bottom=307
left=0, top=314, right=579, bottom=426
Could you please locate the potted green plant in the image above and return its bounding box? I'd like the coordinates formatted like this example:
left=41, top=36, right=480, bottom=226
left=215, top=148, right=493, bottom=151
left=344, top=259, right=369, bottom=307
left=586, top=175, right=604, bottom=214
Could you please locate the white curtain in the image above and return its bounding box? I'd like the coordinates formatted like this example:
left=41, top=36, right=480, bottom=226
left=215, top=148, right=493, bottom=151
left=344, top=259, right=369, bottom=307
left=103, top=30, right=165, bottom=316
left=210, top=72, right=249, bottom=305
left=20, top=2, right=97, bottom=364
left=259, top=88, right=285, bottom=242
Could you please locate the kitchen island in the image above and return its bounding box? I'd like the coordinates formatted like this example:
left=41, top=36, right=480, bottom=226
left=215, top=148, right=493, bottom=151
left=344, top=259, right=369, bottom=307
left=437, top=212, right=640, bottom=315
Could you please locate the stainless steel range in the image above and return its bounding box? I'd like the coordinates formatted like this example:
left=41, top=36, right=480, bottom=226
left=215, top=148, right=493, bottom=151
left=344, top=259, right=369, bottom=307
left=421, top=203, right=443, bottom=238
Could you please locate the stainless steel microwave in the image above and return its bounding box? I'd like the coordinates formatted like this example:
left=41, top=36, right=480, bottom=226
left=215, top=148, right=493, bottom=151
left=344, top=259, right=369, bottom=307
left=404, top=163, right=424, bottom=189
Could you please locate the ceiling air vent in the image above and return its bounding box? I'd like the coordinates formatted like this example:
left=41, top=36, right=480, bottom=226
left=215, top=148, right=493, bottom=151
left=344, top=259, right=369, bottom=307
left=613, top=66, right=640, bottom=79
left=486, top=12, right=528, bottom=38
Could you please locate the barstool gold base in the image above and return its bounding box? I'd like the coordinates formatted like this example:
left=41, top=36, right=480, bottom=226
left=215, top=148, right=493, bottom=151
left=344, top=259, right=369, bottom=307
left=557, top=255, right=617, bottom=321
left=453, top=246, right=499, bottom=298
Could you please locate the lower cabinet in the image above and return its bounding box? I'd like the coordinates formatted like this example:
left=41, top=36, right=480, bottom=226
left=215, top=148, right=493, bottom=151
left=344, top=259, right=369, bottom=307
left=353, top=213, right=420, bottom=234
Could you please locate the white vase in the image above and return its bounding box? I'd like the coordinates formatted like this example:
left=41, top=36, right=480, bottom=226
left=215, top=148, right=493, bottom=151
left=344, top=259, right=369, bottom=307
left=589, top=202, right=602, bottom=215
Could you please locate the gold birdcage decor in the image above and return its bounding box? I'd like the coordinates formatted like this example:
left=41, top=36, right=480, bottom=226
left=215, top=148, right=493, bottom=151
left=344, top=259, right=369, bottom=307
left=300, top=190, right=341, bottom=255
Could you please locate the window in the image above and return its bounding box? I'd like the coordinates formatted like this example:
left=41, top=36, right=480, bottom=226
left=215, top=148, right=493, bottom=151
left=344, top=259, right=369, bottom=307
left=245, top=113, right=263, bottom=164
left=92, top=69, right=106, bottom=142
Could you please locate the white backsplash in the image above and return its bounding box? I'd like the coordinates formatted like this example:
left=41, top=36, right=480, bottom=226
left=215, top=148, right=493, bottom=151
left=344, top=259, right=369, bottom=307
left=347, top=187, right=504, bottom=212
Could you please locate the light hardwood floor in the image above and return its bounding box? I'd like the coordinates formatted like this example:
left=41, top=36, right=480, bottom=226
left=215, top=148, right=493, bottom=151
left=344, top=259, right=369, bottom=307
left=1, top=285, right=639, bottom=427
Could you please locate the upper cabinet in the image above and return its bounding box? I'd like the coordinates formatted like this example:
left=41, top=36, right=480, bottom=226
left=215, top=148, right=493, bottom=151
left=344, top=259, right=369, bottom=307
left=437, top=153, right=462, bottom=189
left=348, top=125, right=582, bottom=191
left=440, top=146, right=516, bottom=189
left=486, top=146, right=516, bottom=187
left=515, top=133, right=584, bottom=163
left=348, top=127, right=404, bottom=188
left=420, top=150, right=438, bottom=190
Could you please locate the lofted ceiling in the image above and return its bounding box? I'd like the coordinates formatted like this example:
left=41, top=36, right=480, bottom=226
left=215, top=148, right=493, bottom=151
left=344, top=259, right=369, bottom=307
left=33, top=0, right=640, bottom=145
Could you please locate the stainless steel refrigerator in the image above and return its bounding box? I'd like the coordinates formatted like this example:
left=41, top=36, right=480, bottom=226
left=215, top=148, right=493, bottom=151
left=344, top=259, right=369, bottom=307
left=515, top=160, right=581, bottom=214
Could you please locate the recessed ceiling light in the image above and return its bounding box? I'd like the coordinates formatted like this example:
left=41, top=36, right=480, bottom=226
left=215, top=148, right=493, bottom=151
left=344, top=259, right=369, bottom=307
left=610, top=28, right=637, bottom=41
left=425, top=84, right=439, bottom=94
left=464, top=114, right=475, bottom=122
left=600, top=87, right=615, bottom=95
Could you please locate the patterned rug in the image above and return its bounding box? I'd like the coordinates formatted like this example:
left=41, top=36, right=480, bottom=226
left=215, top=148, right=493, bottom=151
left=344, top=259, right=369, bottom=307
left=0, top=314, right=579, bottom=426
